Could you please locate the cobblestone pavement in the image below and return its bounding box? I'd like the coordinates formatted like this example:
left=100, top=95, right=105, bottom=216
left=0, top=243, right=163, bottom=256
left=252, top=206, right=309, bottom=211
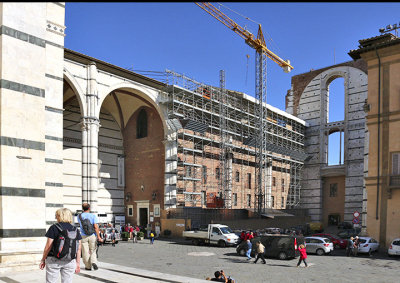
left=98, top=237, right=400, bottom=283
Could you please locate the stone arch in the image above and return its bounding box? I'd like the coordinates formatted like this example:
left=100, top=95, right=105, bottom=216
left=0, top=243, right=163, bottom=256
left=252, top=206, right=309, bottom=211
left=63, top=67, right=86, bottom=116
left=97, top=82, right=167, bottom=137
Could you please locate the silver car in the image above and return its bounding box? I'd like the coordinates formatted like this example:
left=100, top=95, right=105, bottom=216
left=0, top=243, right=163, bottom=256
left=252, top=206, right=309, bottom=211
left=104, top=228, right=121, bottom=244
left=304, top=236, right=334, bottom=255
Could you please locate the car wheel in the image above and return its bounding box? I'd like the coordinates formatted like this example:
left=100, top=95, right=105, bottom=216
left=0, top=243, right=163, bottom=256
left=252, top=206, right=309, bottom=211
left=278, top=252, right=287, bottom=260
left=193, top=239, right=199, bottom=246
left=368, top=249, right=372, bottom=257
left=219, top=240, right=226, bottom=248
left=316, top=248, right=325, bottom=256
left=239, top=249, right=246, bottom=256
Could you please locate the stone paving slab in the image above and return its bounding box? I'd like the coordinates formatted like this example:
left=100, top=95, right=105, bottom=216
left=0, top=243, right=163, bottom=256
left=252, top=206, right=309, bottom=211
left=0, top=260, right=209, bottom=283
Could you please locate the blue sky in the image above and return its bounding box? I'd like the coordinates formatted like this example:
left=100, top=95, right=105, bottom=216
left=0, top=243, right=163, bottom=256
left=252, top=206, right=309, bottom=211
left=65, top=2, right=399, bottom=164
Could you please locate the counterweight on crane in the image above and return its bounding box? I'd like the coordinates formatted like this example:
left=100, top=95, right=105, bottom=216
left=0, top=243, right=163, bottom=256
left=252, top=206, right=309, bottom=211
left=195, top=2, right=293, bottom=215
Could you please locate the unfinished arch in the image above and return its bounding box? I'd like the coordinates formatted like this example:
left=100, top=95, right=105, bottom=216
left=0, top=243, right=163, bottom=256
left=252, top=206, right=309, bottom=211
left=288, top=61, right=368, bottom=226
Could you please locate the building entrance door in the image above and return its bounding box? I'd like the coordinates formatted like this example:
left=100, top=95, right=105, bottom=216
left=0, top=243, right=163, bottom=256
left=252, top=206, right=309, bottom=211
left=139, top=208, right=148, bottom=227
left=328, top=214, right=340, bottom=226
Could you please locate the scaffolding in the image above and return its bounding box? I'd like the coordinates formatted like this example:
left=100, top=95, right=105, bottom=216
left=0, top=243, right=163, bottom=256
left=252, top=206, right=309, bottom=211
left=161, top=69, right=306, bottom=211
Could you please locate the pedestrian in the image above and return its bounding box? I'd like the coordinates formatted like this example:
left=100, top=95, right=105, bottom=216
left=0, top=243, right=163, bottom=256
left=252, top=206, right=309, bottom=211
left=239, top=230, right=246, bottom=244
left=346, top=237, right=354, bottom=257
left=78, top=203, right=103, bottom=271
left=254, top=240, right=267, bottom=264
left=247, top=231, right=254, bottom=241
left=110, top=229, right=117, bottom=247
left=353, top=236, right=360, bottom=257
left=39, top=208, right=82, bottom=283
left=245, top=239, right=252, bottom=260
left=150, top=230, right=155, bottom=244
left=133, top=226, right=138, bottom=243
left=128, top=224, right=133, bottom=240
left=296, top=244, right=308, bottom=268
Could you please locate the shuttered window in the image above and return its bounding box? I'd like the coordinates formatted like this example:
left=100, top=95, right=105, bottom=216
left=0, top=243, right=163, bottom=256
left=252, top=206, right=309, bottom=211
left=392, top=153, right=400, bottom=175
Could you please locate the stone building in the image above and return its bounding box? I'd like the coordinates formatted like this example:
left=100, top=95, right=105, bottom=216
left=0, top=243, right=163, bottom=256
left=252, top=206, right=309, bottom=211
left=349, top=33, right=400, bottom=247
left=0, top=3, right=308, bottom=270
left=286, top=60, right=369, bottom=229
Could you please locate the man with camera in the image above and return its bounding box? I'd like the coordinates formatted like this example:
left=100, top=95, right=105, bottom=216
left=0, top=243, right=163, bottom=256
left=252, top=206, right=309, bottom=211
left=210, top=270, right=235, bottom=283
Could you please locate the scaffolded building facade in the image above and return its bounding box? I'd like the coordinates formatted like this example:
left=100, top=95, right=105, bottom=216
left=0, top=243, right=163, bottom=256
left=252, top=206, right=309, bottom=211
left=162, top=71, right=308, bottom=212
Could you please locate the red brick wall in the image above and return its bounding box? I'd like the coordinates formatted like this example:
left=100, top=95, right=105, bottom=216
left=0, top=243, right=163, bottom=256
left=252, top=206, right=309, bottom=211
left=123, top=106, right=165, bottom=225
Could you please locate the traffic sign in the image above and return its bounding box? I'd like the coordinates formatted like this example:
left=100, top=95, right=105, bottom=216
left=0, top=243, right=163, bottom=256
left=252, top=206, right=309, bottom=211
left=353, top=211, right=360, bottom=218
left=352, top=218, right=360, bottom=224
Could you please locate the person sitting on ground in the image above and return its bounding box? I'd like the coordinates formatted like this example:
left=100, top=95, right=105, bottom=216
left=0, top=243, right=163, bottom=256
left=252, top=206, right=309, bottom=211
left=211, top=270, right=235, bottom=283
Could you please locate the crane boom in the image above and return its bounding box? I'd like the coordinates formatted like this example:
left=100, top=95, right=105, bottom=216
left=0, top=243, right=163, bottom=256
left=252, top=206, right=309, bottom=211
left=195, top=2, right=293, bottom=72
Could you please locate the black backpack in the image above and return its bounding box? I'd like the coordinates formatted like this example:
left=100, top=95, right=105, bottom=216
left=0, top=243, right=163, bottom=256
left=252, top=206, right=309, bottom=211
left=79, top=213, right=96, bottom=235
left=52, top=223, right=79, bottom=261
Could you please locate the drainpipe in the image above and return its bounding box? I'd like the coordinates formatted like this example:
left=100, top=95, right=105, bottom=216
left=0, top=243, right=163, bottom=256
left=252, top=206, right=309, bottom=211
left=375, top=46, right=381, bottom=220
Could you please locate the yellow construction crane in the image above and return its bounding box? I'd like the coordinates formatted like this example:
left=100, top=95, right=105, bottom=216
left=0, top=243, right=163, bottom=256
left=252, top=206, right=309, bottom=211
left=195, top=2, right=293, bottom=214
left=195, top=2, right=293, bottom=73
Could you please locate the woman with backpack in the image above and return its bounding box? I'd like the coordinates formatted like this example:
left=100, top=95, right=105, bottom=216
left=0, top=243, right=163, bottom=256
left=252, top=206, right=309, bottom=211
left=150, top=230, right=155, bottom=244
left=39, top=208, right=82, bottom=282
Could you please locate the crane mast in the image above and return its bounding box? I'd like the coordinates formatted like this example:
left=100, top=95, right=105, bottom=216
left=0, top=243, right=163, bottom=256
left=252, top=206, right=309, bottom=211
left=195, top=2, right=293, bottom=215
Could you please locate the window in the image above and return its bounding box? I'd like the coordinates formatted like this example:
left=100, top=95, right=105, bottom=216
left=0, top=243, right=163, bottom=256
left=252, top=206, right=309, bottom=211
left=202, top=191, right=206, bottom=206
left=329, top=183, right=338, bottom=197
left=233, top=193, right=238, bottom=206
left=328, top=131, right=344, bottom=165
left=281, top=197, right=285, bottom=208
left=127, top=205, right=133, bottom=217
left=202, top=166, right=207, bottom=184
left=281, top=178, right=285, bottom=192
left=215, top=167, right=220, bottom=180
left=153, top=204, right=160, bottom=217
left=392, top=152, right=400, bottom=175
left=235, top=171, right=240, bottom=182
left=247, top=173, right=251, bottom=189
left=271, top=196, right=274, bottom=207
left=272, top=177, right=276, bottom=187
left=136, top=109, right=148, bottom=139
left=247, top=194, right=251, bottom=207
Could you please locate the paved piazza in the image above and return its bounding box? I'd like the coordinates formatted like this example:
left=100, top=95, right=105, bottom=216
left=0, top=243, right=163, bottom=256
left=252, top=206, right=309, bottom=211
left=96, top=238, right=400, bottom=283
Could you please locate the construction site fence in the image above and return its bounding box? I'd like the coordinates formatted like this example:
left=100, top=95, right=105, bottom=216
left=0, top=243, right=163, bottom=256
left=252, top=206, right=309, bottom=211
left=166, top=207, right=309, bottom=229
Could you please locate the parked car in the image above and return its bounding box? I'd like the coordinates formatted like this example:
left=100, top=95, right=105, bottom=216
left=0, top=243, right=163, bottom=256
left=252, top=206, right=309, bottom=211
left=304, top=236, right=334, bottom=255
left=337, top=221, right=353, bottom=230
left=104, top=228, right=121, bottom=244
left=357, top=237, right=379, bottom=256
left=312, top=233, right=348, bottom=249
left=263, top=228, right=282, bottom=234
left=336, top=228, right=360, bottom=239
left=388, top=238, right=400, bottom=257
left=236, top=235, right=304, bottom=260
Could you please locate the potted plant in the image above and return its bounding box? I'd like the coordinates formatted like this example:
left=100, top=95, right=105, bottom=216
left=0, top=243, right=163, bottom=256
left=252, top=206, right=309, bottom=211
left=121, top=232, right=130, bottom=241
left=137, top=231, right=144, bottom=240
